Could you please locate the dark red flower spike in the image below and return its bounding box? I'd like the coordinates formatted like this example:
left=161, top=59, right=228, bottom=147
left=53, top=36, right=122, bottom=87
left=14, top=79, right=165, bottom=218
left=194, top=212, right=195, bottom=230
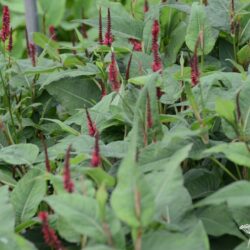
left=190, top=37, right=200, bottom=87
left=91, top=131, right=101, bottom=167
left=49, top=25, right=57, bottom=41
left=7, top=27, right=13, bottom=52
left=39, top=212, right=64, bottom=250
left=108, top=52, right=120, bottom=92
left=98, top=7, right=103, bottom=45
left=129, top=38, right=142, bottom=52
left=144, top=0, right=149, bottom=13
left=1, top=5, right=10, bottom=43
left=103, top=8, right=113, bottom=46
left=86, top=109, right=96, bottom=137
left=29, top=42, right=36, bottom=67
left=63, top=145, right=74, bottom=193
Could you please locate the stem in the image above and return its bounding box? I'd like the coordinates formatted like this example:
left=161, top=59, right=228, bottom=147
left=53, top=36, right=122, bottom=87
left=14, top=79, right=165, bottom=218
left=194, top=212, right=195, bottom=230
left=211, top=157, right=238, bottom=181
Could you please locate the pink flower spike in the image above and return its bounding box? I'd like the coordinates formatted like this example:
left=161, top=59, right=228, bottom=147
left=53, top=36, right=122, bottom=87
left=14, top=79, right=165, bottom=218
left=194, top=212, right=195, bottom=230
left=49, top=25, right=57, bottom=41
left=63, top=145, right=74, bottom=193
left=38, top=212, right=64, bottom=250
left=129, top=38, right=142, bottom=52
left=191, top=38, right=200, bottom=87
left=103, top=8, right=113, bottom=46
left=91, top=132, right=101, bottom=167
left=151, top=20, right=162, bottom=73
left=108, top=52, right=120, bottom=92
left=98, top=7, right=103, bottom=45
left=1, top=5, right=10, bottom=43
left=29, top=42, right=36, bottom=67
left=144, top=0, right=149, bottom=13
left=86, top=109, right=96, bottom=137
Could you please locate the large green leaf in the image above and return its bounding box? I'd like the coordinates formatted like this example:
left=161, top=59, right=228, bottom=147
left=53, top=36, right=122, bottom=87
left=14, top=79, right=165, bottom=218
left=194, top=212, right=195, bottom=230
left=11, top=169, right=46, bottom=225
left=45, top=194, right=106, bottom=241
left=185, top=2, right=217, bottom=55
left=0, top=144, right=39, bottom=166
left=142, top=222, right=209, bottom=250
left=0, top=186, right=15, bottom=234
left=45, top=76, right=101, bottom=112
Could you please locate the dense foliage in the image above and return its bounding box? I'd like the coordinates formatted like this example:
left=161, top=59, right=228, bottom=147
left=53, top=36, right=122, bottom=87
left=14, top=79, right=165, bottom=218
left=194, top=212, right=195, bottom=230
left=0, top=0, right=250, bottom=249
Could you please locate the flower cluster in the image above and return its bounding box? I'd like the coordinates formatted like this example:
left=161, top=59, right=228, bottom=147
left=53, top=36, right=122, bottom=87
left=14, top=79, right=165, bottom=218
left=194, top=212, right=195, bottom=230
left=103, top=8, right=113, bottom=46
left=86, top=109, right=97, bottom=137
left=109, top=52, right=120, bottom=92
left=39, top=212, right=63, bottom=250
left=91, top=132, right=101, bottom=167
left=1, top=6, right=10, bottom=42
left=63, top=145, right=74, bottom=193
left=129, top=38, right=142, bottom=52
left=151, top=20, right=162, bottom=72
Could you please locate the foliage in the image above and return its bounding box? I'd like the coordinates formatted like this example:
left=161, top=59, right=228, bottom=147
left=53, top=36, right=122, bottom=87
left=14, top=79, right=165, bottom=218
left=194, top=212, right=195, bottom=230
left=0, top=0, right=250, bottom=249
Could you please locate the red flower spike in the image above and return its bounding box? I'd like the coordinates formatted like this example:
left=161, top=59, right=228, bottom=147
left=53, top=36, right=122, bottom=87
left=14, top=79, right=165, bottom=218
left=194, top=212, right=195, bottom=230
left=81, top=9, right=88, bottom=39
left=144, top=0, right=149, bottom=13
left=63, top=145, right=74, bottom=193
left=126, top=53, right=133, bottom=81
left=190, top=39, right=200, bottom=87
left=129, top=38, right=142, bottom=52
left=29, top=43, right=36, bottom=67
left=49, top=25, right=57, bottom=41
left=98, top=7, right=103, bottom=45
left=151, top=20, right=162, bottom=73
left=91, top=132, right=101, bottom=167
left=146, top=93, right=153, bottom=129
left=86, top=109, right=96, bottom=137
left=103, top=8, right=113, bottom=46
left=7, top=27, right=13, bottom=52
left=230, top=0, right=235, bottom=35
left=39, top=212, right=63, bottom=250
left=1, top=6, right=10, bottom=43
left=109, top=52, right=120, bottom=92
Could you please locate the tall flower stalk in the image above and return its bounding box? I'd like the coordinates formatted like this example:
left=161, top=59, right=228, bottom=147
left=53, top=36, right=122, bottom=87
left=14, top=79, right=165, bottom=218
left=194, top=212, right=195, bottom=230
left=63, top=145, right=74, bottom=193
left=103, top=8, right=113, bottom=46
left=108, top=52, right=120, bottom=92
left=91, top=132, right=101, bottom=167
left=39, top=212, right=63, bottom=250
left=1, top=6, right=10, bottom=43
left=151, top=20, right=162, bottom=72
left=86, top=109, right=96, bottom=137
left=99, top=7, right=103, bottom=45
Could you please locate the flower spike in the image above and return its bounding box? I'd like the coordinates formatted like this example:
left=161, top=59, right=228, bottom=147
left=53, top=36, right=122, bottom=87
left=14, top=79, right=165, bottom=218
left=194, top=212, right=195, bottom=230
left=1, top=6, right=10, bottom=42
left=91, top=132, right=101, bottom=167
left=103, top=8, right=113, bottom=46
left=63, top=145, right=74, bottom=193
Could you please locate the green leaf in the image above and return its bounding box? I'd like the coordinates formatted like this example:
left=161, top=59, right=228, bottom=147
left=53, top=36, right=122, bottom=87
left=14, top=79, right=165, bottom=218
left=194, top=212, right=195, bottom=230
left=204, top=143, right=250, bottom=168
left=45, top=194, right=105, bottom=241
left=45, top=76, right=101, bottom=113
left=11, top=169, right=46, bottom=225
left=0, top=144, right=39, bottom=166
left=215, top=98, right=236, bottom=124
left=42, top=118, right=80, bottom=136
left=185, top=2, right=217, bottom=55
left=196, top=181, right=250, bottom=207
left=0, top=186, right=15, bottom=234
left=142, top=222, right=209, bottom=250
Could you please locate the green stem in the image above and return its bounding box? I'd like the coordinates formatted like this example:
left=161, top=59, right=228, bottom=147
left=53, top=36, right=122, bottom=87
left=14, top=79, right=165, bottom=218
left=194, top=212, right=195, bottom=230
left=211, top=157, right=238, bottom=181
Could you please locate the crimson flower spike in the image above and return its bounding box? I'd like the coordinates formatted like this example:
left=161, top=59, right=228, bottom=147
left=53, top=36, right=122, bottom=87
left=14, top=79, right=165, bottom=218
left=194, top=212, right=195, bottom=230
left=29, top=42, right=36, bottom=67
left=146, top=93, right=153, bottom=129
left=49, top=25, right=57, bottom=41
left=63, top=145, right=74, bottom=193
left=129, top=38, right=142, bottom=52
left=190, top=37, right=200, bottom=87
left=109, top=52, right=120, bottom=92
left=103, top=8, right=113, bottom=46
left=86, top=109, right=96, bottom=137
left=7, top=27, right=13, bottom=52
left=38, top=212, right=64, bottom=250
left=98, top=7, right=103, bottom=45
left=144, top=0, right=149, bottom=13
left=99, top=80, right=106, bottom=98
left=151, top=20, right=162, bottom=73
left=91, top=131, right=101, bottom=167
left=1, top=5, right=10, bottom=43
left=230, top=0, right=235, bottom=35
